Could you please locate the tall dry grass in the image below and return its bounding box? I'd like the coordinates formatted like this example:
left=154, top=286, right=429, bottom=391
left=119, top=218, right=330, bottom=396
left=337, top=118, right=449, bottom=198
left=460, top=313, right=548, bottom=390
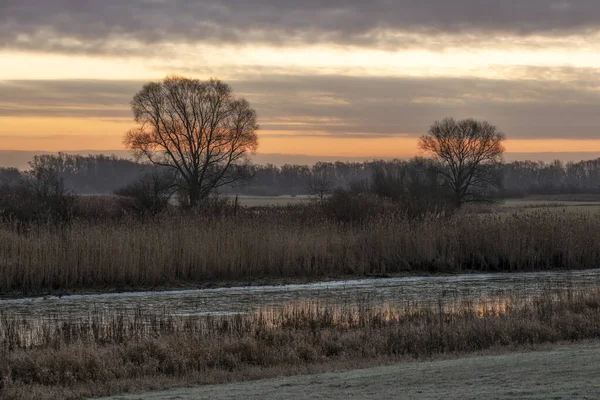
left=1, top=289, right=600, bottom=399
left=1, top=209, right=600, bottom=294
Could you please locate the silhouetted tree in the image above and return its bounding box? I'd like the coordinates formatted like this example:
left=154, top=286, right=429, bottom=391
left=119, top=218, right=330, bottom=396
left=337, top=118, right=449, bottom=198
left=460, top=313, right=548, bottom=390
left=308, top=174, right=333, bottom=200
left=28, top=156, right=67, bottom=199
left=27, top=155, right=75, bottom=221
left=419, top=118, right=505, bottom=208
left=0, top=168, right=23, bottom=186
left=18, top=153, right=151, bottom=194
left=125, top=76, right=259, bottom=207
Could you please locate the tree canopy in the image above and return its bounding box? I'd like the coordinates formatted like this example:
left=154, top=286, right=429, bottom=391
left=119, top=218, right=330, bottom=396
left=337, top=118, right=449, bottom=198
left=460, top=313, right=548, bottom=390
left=125, top=76, right=259, bottom=206
left=419, top=118, right=505, bottom=208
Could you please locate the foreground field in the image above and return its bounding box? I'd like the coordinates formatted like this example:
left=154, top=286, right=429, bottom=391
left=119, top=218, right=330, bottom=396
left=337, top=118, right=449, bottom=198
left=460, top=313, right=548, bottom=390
left=99, top=342, right=600, bottom=400
left=2, top=288, right=600, bottom=399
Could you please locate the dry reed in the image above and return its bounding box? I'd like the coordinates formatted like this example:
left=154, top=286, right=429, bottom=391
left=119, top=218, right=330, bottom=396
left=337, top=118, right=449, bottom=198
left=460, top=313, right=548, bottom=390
left=1, top=209, right=600, bottom=295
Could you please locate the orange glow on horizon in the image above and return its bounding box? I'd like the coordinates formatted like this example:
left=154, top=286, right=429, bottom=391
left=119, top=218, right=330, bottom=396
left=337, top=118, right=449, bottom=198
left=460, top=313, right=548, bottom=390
left=3, top=117, right=600, bottom=157
left=502, top=139, right=600, bottom=153
left=4, top=106, right=598, bottom=158
left=0, top=117, right=128, bottom=151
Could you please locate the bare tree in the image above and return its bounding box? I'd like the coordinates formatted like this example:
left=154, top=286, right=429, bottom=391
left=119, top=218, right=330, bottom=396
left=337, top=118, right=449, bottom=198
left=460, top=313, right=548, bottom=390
left=419, top=118, right=505, bottom=208
left=125, top=76, right=259, bottom=207
left=308, top=174, right=334, bottom=201
left=27, top=155, right=66, bottom=199
left=18, top=155, right=76, bottom=222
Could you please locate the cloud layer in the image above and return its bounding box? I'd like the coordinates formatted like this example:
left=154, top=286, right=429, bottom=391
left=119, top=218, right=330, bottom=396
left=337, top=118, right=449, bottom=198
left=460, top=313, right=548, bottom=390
left=2, top=1, right=600, bottom=54
left=2, top=72, right=600, bottom=139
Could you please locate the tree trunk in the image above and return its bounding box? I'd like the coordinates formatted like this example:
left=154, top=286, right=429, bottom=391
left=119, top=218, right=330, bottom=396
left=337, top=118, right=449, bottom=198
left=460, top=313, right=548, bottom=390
left=188, top=184, right=201, bottom=208
left=454, top=186, right=463, bottom=209
left=454, top=173, right=465, bottom=209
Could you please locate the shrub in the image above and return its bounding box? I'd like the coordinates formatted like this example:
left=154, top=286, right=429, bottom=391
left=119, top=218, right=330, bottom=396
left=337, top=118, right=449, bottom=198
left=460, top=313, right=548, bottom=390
left=321, top=189, right=392, bottom=224
left=73, top=195, right=129, bottom=221
left=115, top=171, right=175, bottom=217
left=371, top=162, right=454, bottom=220
left=0, top=174, right=75, bottom=225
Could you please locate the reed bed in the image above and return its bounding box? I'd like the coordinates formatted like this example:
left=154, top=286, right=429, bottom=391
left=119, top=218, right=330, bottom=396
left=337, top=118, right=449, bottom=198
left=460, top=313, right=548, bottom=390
left=1, top=289, right=600, bottom=399
left=1, top=209, right=600, bottom=295
left=0, top=296, right=516, bottom=350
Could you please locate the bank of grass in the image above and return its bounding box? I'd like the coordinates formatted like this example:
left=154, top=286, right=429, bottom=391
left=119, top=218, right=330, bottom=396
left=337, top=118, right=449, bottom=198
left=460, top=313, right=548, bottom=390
left=1, top=289, right=600, bottom=399
left=2, top=207, right=600, bottom=295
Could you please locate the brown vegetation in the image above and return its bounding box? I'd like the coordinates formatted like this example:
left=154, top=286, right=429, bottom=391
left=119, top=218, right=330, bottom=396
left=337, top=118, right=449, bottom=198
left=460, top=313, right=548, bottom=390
left=1, top=289, right=600, bottom=399
left=0, top=205, right=600, bottom=295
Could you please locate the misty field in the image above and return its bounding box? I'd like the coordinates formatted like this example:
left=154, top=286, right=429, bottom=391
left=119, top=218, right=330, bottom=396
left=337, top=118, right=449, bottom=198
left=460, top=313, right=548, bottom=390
left=228, top=195, right=310, bottom=207
left=501, top=198, right=600, bottom=213
left=2, top=288, right=600, bottom=399
left=227, top=195, right=600, bottom=211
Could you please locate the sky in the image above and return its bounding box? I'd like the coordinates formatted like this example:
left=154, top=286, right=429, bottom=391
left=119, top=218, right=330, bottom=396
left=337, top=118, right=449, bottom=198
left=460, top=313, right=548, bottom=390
left=1, top=0, right=600, bottom=164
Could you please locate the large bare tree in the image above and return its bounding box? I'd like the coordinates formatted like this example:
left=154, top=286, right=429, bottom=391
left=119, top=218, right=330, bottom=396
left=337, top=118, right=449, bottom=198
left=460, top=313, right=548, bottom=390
left=419, top=118, right=505, bottom=208
left=125, top=76, right=259, bottom=207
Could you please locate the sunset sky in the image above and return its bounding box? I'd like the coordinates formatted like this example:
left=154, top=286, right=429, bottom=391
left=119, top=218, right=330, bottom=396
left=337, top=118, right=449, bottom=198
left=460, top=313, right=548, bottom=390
left=2, top=0, right=600, bottom=164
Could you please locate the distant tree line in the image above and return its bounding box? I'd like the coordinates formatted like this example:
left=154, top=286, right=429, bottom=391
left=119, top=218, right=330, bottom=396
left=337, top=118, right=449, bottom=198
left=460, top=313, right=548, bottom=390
left=0, top=153, right=151, bottom=194
left=4, top=154, right=600, bottom=199
left=231, top=158, right=600, bottom=199
left=502, top=159, right=600, bottom=197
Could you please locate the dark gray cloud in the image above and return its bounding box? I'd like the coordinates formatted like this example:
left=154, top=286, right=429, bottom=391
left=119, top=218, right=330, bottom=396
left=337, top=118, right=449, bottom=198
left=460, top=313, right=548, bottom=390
left=1, top=1, right=600, bottom=54
left=2, top=71, right=600, bottom=139
left=236, top=71, right=600, bottom=139
left=0, top=80, right=138, bottom=118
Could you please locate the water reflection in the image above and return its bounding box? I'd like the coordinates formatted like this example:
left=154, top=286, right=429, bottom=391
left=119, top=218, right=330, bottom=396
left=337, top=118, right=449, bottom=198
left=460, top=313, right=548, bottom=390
left=0, top=268, right=598, bottom=324
left=1, top=288, right=595, bottom=348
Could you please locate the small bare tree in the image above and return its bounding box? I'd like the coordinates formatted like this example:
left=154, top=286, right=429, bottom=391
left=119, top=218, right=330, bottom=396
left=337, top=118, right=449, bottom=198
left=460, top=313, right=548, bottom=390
left=419, top=118, right=505, bottom=208
left=308, top=174, right=334, bottom=201
left=26, top=155, right=75, bottom=221
left=125, top=76, right=259, bottom=208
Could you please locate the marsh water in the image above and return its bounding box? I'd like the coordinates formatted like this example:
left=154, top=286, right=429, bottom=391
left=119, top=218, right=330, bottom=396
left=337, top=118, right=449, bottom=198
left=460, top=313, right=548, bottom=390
left=1, top=269, right=599, bottom=324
